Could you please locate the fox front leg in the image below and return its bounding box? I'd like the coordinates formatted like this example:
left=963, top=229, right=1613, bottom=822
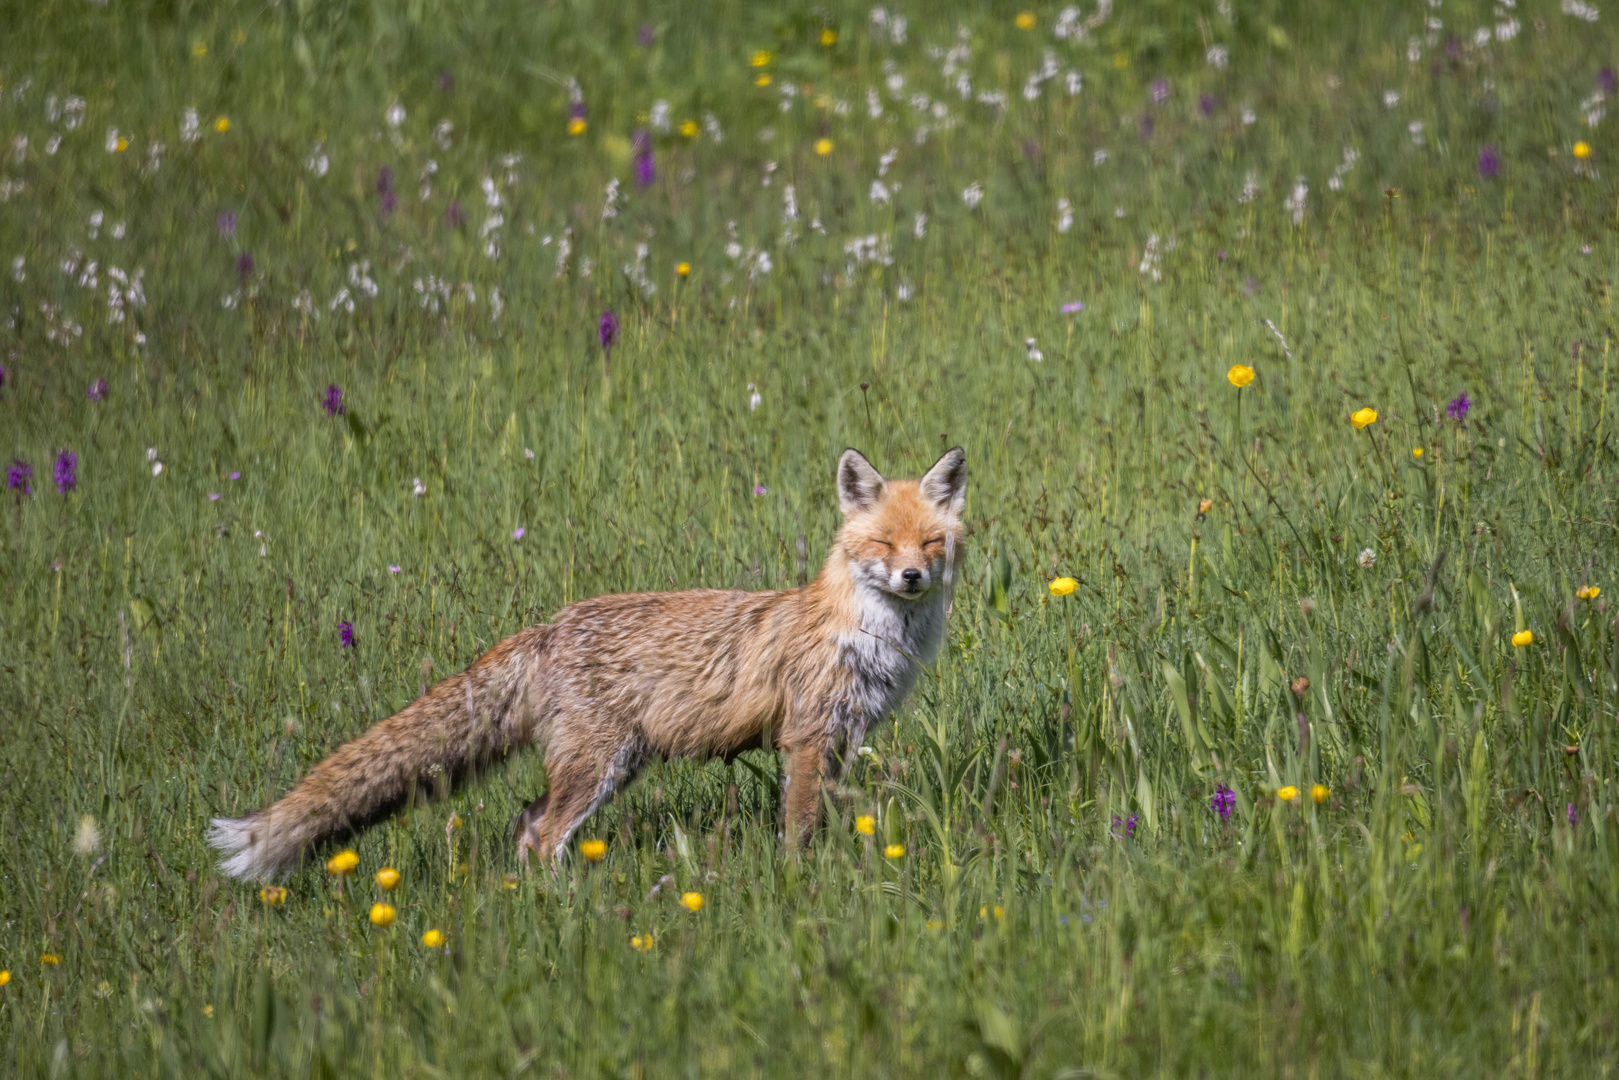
left=781, top=741, right=831, bottom=845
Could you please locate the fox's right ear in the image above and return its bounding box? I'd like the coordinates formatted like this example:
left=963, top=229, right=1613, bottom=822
left=837, top=448, right=886, bottom=514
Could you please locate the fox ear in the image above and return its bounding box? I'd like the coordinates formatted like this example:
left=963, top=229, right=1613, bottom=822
left=837, top=448, right=886, bottom=514
left=919, top=446, right=967, bottom=516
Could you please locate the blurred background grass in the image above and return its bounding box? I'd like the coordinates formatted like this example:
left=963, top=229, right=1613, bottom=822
left=3, top=0, right=1619, bottom=1075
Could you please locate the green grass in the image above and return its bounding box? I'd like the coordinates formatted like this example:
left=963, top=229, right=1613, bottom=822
left=4, top=1, right=1619, bottom=1075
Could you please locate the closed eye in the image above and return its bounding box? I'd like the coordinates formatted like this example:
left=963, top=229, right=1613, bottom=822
left=872, top=540, right=892, bottom=549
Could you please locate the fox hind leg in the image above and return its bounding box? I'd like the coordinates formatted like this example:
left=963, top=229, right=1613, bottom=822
left=517, top=739, right=641, bottom=863
left=512, top=790, right=551, bottom=867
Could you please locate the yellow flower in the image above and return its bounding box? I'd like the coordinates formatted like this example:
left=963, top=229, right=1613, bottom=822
left=0, top=970, right=9, bottom=987
left=192, top=40, right=208, bottom=58
left=421, top=928, right=444, bottom=948
left=203, top=1004, right=213, bottom=1018
left=679, top=891, right=704, bottom=912
left=1412, top=447, right=1424, bottom=458
left=503, top=873, right=519, bottom=890
left=821, top=28, right=838, bottom=46
left=631, top=933, right=654, bottom=951
left=979, top=905, right=1004, bottom=920
left=1311, top=784, right=1330, bottom=805
left=884, top=843, right=905, bottom=859
left=1049, top=577, right=1078, bottom=597
left=375, top=867, right=401, bottom=890
left=580, top=838, right=607, bottom=861
left=369, top=903, right=397, bottom=927
left=1578, top=585, right=1600, bottom=600
left=680, top=120, right=699, bottom=138
left=751, top=50, right=771, bottom=67
left=259, top=886, right=288, bottom=906
left=1226, top=364, right=1255, bottom=388
left=567, top=117, right=587, bottom=136
left=40, top=953, right=60, bottom=965
left=1197, top=498, right=1213, bottom=516
left=1015, top=12, right=1036, bottom=30
left=755, top=74, right=773, bottom=87
left=114, top=136, right=129, bottom=153
left=327, top=849, right=359, bottom=876
left=1276, top=786, right=1300, bottom=803
left=447, top=812, right=462, bottom=830
left=926, top=919, right=943, bottom=930
left=1113, top=53, right=1129, bottom=69
left=1512, top=629, right=1533, bottom=647
left=814, top=138, right=833, bottom=156
left=1350, top=408, right=1378, bottom=429
left=855, top=814, right=876, bottom=835
left=676, top=261, right=691, bottom=278
left=214, top=116, right=230, bottom=133
left=1575, top=141, right=1592, bottom=160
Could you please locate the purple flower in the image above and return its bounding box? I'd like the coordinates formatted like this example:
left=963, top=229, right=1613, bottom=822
left=1151, top=77, right=1170, bottom=105
left=1568, top=802, right=1579, bottom=827
left=599, top=309, right=619, bottom=351
left=339, top=621, right=355, bottom=648
left=377, top=167, right=397, bottom=215
left=236, top=252, right=254, bottom=280
left=633, top=129, right=655, bottom=188
left=1217, top=248, right=1228, bottom=262
left=1211, top=784, right=1236, bottom=821
left=512, top=527, right=525, bottom=540
left=7, top=459, right=31, bottom=494
left=54, top=448, right=76, bottom=494
left=1137, top=112, right=1154, bottom=139
left=87, top=378, right=107, bottom=402
left=1061, top=301, right=1085, bottom=314
left=1110, top=813, right=1138, bottom=840
left=230, top=471, right=240, bottom=480
left=570, top=100, right=587, bottom=123
left=323, top=384, right=345, bottom=416
left=0, top=363, right=6, bottom=390
left=1477, top=144, right=1500, bottom=179
left=1447, top=392, right=1471, bottom=421
left=208, top=492, right=220, bottom=501
left=388, top=564, right=401, bottom=573
left=217, top=210, right=236, bottom=238
left=753, top=484, right=768, bottom=496
left=1199, top=93, right=1217, bottom=117
left=437, top=70, right=455, bottom=94
left=1601, top=67, right=1618, bottom=96
left=638, top=23, right=656, bottom=47
left=447, top=200, right=464, bottom=229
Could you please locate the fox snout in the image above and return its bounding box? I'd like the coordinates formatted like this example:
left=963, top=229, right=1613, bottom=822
left=890, top=563, right=931, bottom=597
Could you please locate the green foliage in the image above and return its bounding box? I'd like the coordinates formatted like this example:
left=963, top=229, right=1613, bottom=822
left=3, top=0, right=1619, bottom=1074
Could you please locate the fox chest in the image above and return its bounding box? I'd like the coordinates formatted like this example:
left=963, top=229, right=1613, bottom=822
left=832, top=592, right=946, bottom=740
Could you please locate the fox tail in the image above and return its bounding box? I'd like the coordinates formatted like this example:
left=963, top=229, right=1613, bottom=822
left=208, top=627, right=549, bottom=881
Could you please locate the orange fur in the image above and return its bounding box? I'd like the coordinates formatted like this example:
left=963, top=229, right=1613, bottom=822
left=209, top=447, right=966, bottom=879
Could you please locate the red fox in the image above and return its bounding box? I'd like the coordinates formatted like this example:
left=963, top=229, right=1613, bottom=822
left=210, top=447, right=966, bottom=879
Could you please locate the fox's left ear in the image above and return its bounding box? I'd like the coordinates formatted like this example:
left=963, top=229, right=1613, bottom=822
left=919, top=447, right=967, bottom=517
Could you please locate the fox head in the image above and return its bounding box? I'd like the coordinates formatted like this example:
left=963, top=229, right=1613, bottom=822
left=836, top=447, right=967, bottom=601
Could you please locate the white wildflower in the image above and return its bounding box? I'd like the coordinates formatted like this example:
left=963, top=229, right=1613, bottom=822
left=386, top=102, right=406, bottom=128
left=1207, top=45, right=1229, bottom=69
left=1139, top=233, right=1162, bottom=281
left=63, top=96, right=85, bottom=130
left=878, top=147, right=899, bottom=176
left=11, top=134, right=25, bottom=164
left=482, top=175, right=502, bottom=209
left=1358, top=548, right=1377, bottom=569
left=869, top=179, right=891, bottom=205
left=1093, top=148, right=1109, bottom=165
left=74, top=816, right=100, bottom=857
left=11, top=256, right=22, bottom=282
left=1024, top=337, right=1044, bottom=362
left=783, top=183, right=799, bottom=221
left=913, top=212, right=927, bottom=238
left=896, top=278, right=914, bottom=301
left=105, top=127, right=121, bottom=153
left=413, top=478, right=427, bottom=497
left=1383, top=90, right=1400, bottom=109
left=46, top=134, right=61, bottom=156
left=748, top=383, right=761, bottom=411
left=650, top=100, right=670, bottom=133
left=181, top=107, right=200, bottom=144
left=1241, top=106, right=1256, bottom=125
left=1238, top=169, right=1260, bottom=204
left=434, top=120, right=453, bottom=149
left=307, top=143, right=329, bottom=176
left=1562, top=0, right=1600, bottom=21
left=1056, top=197, right=1073, bottom=233
left=1284, top=176, right=1308, bottom=224
left=87, top=210, right=103, bottom=239
left=144, top=141, right=163, bottom=174
left=703, top=111, right=723, bottom=143
left=867, top=88, right=884, bottom=118
left=1408, top=120, right=1425, bottom=145
left=1408, top=37, right=1423, bottom=62
left=1495, top=18, right=1519, bottom=40
left=1066, top=70, right=1083, bottom=95
left=961, top=181, right=984, bottom=209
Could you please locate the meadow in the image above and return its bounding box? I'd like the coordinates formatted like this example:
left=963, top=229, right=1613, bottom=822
left=3, top=0, right=1619, bottom=1074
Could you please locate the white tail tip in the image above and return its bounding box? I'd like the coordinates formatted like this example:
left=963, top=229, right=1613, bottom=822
left=207, top=815, right=280, bottom=882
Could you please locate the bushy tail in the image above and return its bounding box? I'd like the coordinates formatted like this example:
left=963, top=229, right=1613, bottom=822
left=209, top=627, right=549, bottom=881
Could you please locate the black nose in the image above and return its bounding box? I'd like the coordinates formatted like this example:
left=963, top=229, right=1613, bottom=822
left=902, top=569, right=923, bottom=586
